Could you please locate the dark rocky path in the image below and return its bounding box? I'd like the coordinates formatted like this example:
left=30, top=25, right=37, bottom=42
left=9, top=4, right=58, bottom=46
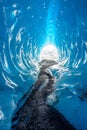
left=11, top=60, right=75, bottom=130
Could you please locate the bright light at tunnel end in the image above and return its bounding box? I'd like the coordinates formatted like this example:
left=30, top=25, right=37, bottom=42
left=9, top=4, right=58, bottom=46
left=39, top=43, right=59, bottom=62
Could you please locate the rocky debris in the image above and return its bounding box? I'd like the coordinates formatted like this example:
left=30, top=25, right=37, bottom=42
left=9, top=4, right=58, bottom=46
left=11, top=60, right=75, bottom=130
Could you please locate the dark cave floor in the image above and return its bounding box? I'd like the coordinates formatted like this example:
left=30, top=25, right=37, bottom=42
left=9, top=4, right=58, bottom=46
left=11, top=61, right=75, bottom=130
left=12, top=80, right=75, bottom=130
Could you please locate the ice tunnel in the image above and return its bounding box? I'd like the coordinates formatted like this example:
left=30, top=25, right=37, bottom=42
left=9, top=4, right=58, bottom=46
left=0, top=0, right=87, bottom=130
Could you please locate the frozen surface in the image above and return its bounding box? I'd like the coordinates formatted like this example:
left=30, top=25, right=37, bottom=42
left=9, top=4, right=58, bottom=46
left=0, top=0, right=87, bottom=130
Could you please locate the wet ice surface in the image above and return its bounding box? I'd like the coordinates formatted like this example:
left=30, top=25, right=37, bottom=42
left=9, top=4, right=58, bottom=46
left=54, top=70, right=87, bottom=130
left=54, top=94, right=87, bottom=130
left=0, top=79, right=34, bottom=130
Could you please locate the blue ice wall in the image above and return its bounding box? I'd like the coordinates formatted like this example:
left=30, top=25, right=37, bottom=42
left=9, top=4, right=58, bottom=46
left=0, top=0, right=87, bottom=130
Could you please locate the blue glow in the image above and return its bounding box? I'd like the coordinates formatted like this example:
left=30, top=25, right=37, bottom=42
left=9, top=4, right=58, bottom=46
left=45, top=0, right=60, bottom=44
left=0, top=0, right=87, bottom=130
